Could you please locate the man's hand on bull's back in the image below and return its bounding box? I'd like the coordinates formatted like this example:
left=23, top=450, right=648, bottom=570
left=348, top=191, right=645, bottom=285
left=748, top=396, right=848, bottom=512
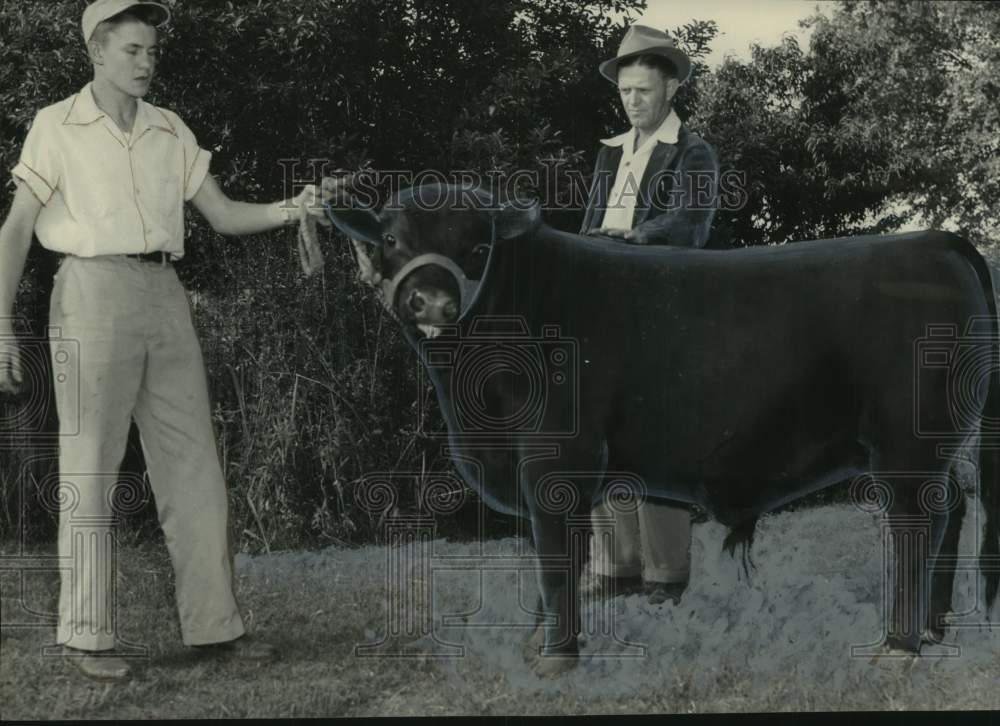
left=587, top=226, right=648, bottom=244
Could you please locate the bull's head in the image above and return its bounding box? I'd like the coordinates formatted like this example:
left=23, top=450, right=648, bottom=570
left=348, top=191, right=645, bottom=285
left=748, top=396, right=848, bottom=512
left=326, top=184, right=541, bottom=329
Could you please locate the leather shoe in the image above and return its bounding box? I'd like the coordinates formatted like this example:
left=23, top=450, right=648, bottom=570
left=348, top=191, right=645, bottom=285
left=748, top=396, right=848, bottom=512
left=192, top=635, right=278, bottom=662
left=645, top=581, right=686, bottom=606
left=65, top=650, right=131, bottom=682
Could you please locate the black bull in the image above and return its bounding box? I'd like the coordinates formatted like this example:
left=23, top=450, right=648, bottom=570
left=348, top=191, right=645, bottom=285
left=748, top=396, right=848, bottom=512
left=327, top=184, right=1000, bottom=671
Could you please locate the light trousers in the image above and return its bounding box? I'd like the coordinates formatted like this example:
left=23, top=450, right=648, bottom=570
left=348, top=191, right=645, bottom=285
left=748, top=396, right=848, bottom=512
left=50, top=255, right=244, bottom=651
left=589, top=499, right=691, bottom=583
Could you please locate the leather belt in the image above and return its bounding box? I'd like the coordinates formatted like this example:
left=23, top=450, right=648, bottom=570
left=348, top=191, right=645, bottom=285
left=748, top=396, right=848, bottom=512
left=124, top=251, right=171, bottom=264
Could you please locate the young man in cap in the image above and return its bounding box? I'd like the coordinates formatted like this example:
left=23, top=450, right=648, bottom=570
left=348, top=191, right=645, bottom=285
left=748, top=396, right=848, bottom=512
left=0, top=0, right=331, bottom=682
left=581, top=24, right=720, bottom=606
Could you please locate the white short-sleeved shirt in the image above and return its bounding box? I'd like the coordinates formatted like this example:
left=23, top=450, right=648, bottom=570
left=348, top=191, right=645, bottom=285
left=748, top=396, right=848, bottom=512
left=11, top=82, right=212, bottom=259
left=599, top=110, right=681, bottom=231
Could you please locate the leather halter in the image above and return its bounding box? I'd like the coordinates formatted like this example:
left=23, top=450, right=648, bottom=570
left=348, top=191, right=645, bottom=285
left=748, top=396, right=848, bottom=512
left=357, top=213, right=498, bottom=321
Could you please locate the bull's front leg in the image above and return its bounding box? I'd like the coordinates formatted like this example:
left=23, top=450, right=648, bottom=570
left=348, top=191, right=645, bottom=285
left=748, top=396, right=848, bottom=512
left=521, top=464, right=591, bottom=677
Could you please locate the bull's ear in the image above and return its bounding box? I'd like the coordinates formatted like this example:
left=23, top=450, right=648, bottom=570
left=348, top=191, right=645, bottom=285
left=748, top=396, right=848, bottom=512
left=325, top=202, right=382, bottom=245
left=495, top=199, right=542, bottom=240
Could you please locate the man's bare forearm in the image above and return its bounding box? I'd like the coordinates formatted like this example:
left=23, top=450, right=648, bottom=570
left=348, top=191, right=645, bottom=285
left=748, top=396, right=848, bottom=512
left=205, top=198, right=290, bottom=236
left=0, top=214, right=35, bottom=331
left=190, top=174, right=331, bottom=238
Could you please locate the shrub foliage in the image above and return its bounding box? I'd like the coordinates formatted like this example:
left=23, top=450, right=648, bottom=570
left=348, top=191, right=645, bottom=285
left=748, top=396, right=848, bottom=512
left=2, top=1, right=997, bottom=549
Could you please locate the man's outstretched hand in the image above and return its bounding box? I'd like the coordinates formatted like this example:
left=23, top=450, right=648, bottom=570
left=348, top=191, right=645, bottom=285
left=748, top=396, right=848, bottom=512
left=291, top=175, right=358, bottom=277
left=294, top=173, right=359, bottom=223
left=293, top=179, right=336, bottom=228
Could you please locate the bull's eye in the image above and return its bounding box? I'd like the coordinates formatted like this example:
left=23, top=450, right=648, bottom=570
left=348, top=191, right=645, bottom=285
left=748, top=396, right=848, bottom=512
left=383, top=234, right=397, bottom=247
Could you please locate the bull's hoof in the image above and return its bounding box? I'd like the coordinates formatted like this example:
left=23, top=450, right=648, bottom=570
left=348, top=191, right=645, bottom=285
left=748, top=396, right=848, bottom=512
left=521, top=627, right=545, bottom=659
left=921, top=626, right=946, bottom=645
left=531, top=651, right=579, bottom=678
left=868, top=642, right=920, bottom=667
left=523, top=630, right=579, bottom=677
left=886, top=632, right=922, bottom=654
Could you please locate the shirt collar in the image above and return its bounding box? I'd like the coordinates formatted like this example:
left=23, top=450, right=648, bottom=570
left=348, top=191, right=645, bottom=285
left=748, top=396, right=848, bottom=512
left=62, top=83, right=105, bottom=126
left=133, top=98, right=177, bottom=139
left=62, top=82, right=177, bottom=138
left=600, top=109, right=681, bottom=147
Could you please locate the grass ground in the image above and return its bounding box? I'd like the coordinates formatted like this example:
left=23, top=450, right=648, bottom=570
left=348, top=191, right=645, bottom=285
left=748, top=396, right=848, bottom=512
left=3, top=504, right=999, bottom=718
left=1, top=538, right=446, bottom=719
left=0, top=539, right=678, bottom=719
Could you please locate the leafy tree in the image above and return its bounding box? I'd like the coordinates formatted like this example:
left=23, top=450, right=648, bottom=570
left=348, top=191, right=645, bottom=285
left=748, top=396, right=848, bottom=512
left=692, top=0, right=1000, bottom=248
left=692, top=36, right=817, bottom=247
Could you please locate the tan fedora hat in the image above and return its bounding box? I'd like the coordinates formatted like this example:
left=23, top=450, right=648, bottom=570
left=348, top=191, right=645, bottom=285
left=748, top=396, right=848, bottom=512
left=599, top=24, right=691, bottom=85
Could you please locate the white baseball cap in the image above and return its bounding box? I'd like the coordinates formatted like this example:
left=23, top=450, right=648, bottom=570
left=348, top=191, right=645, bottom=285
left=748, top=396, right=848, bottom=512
left=82, top=0, right=170, bottom=43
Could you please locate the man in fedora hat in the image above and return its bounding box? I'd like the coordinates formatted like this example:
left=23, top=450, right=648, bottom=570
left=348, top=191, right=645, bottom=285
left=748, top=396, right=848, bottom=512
left=0, top=0, right=333, bottom=682
left=581, top=24, right=721, bottom=606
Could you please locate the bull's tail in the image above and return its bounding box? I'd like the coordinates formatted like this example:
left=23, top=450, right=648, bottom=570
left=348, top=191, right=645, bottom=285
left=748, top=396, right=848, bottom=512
left=722, top=516, right=758, bottom=583
left=943, top=231, right=1000, bottom=612
left=965, top=235, right=1000, bottom=612
left=980, top=368, right=999, bottom=611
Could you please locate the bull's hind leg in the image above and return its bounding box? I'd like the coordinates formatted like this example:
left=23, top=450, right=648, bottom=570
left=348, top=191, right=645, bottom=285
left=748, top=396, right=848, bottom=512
left=926, top=479, right=966, bottom=643
left=878, top=464, right=954, bottom=653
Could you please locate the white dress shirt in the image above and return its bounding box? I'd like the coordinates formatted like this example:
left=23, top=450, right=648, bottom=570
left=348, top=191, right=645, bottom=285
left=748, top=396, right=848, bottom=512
left=11, top=83, right=211, bottom=259
left=599, top=110, right=681, bottom=231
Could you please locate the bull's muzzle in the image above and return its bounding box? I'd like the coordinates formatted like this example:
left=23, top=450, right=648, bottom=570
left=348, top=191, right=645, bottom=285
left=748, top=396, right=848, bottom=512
left=405, top=285, right=459, bottom=324
left=384, top=253, right=482, bottom=319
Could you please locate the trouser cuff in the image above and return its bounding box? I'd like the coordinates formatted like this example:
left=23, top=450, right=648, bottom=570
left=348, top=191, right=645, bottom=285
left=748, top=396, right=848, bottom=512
left=180, top=617, right=245, bottom=647
left=57, top=627, right=116, bottom=652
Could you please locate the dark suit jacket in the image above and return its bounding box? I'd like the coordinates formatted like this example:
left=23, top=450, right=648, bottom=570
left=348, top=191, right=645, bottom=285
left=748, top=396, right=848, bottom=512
left=580, top=124, right=720, bottom=248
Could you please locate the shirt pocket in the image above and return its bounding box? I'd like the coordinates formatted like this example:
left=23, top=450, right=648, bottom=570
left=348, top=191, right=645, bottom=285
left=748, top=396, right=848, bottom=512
left=136, top=145, right=183, bottom=228
left=149, top=170, right=182, bottom=225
